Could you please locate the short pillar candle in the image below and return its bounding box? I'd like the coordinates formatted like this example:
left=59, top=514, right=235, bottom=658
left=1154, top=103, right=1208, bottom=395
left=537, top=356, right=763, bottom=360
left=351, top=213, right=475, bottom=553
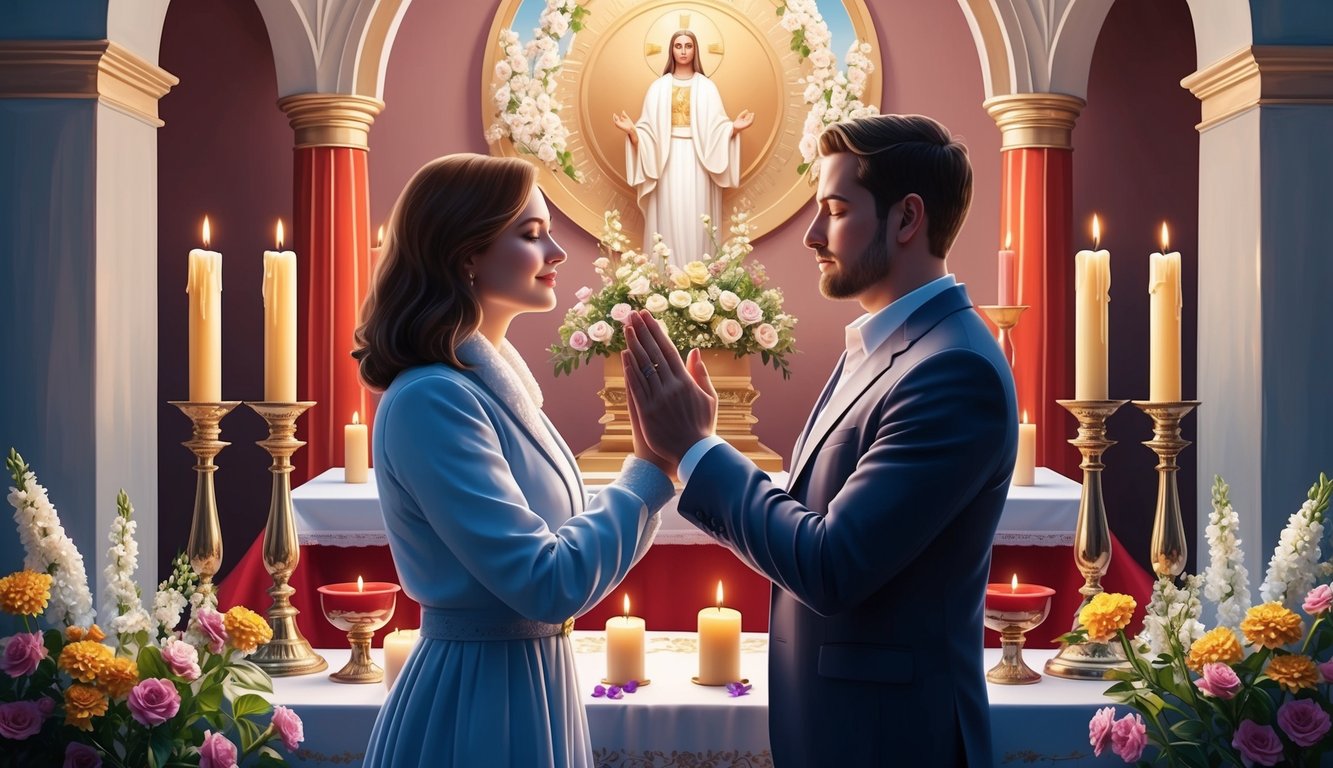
left=697, top=581, right=741, bottom=685
left=605, top=594, right=645, bottom=685
left=383, top=628, right=419, bottom=690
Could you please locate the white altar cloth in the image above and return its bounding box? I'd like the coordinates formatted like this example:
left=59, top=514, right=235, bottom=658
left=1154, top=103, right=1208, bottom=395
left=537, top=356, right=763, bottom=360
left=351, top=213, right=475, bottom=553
left=273, top=632, right=1114, bottom=767
left=293, top=467, right=1078, bottom=548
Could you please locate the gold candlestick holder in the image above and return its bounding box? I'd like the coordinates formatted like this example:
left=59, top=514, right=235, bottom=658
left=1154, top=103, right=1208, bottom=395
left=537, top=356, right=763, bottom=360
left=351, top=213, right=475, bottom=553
left=984, top=587, right=1056, bottom=685
left=246, top=401, right=328, bottom=677
left=977, top=305, right=1028, bottom=370
left=170, top=401, right=243, bottom=598
left=1133, top=400, right=1200, bottom=579
left=1044, top=399, right=1133, bottom=680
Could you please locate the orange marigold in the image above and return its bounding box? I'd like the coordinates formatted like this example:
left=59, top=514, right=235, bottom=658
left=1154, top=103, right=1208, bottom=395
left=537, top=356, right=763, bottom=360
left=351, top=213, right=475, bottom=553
left=0, top=569, right=52, bottom=616
left=1241, top=602, right=1304, bottom=649
left=98, top=656, right=139, bottom=699
left=1187, top=627, right=1244, bottom=672
left=223, top=605, right=273, bottom=653
left=59, top=639, right=113, bottom=683
left=1078, top=592, right=1137, bottom=643
left=64, top=683, right=108, bottom=731
left=64, top=624, right=106, bottom=643
left=1266, top=653, right=1320, bottom=693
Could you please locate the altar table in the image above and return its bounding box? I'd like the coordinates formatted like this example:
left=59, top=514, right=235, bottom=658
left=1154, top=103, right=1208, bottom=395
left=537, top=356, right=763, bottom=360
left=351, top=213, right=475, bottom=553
left=218, top=468, right=1152, bottom=649
left=273, top=632, right=1118, bottom=767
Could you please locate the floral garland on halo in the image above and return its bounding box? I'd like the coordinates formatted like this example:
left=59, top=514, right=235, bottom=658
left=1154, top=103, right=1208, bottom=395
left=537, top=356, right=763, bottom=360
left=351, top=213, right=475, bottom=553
left=485, top=0, right=588, bottom=181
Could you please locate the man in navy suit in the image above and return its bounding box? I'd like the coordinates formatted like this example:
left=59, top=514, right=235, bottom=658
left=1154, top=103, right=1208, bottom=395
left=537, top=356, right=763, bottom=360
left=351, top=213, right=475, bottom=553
left=623, top=113, right=1018, bottom=767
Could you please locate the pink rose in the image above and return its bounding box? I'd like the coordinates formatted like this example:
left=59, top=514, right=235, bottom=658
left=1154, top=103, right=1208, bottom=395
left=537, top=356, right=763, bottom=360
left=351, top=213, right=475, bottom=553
left=1194, top=662, right=1242, bottom=699
left=714, top=318, right=743, bottom=345
left=199, top=730, right=239, bottom=768
left=1320, top=658, right=1333, bottom=683
left=610, top=303, right=633, bottom=323
left=0, top=700, right=44, bottom=740
left=752, top=323, right=779, bottom=350
left=575, top=286, right=593, bottom=302
left=194, top=608, right=227, bottom=653
left=37, top=697, right=55, bottom=717
left=64, top=742, right=101, bottom=768
left=1278, top=698, right=1331, bottom=747
left=1305, top=584, right=1333, bottom=615
left=568, top=331, right=591, bottom=351
left=1088, top=706, right=1116, bottom=757
left=1111, top=713, right=1147, bottom=763
left=1, top=631, right=48, bottom=677
left=127, top=678, right=181, bottom=727
left=586, top=321, right=614, bottom=344
left=735, top=299, right=763, bottom=325
left=161, top=637, right=201, bottom=681
left=1232, top=719, right=1285, bottom=766
left=270, top=705, right=304, bottom=751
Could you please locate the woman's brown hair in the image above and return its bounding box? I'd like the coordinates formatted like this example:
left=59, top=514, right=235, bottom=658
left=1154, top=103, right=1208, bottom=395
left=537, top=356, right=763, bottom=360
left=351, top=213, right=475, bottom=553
left=661, top=30, right=706, bottom=76
left=353, top=153, right=537, bottom=391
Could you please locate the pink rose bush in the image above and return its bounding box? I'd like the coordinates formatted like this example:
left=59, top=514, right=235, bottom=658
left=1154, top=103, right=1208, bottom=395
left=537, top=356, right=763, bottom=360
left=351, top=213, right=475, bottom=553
left=1232, top=720, right=1284, bottom=766
left=1, top=631, right=48, bottom=677
left=1194, top=661, right=1242, bottom=699
left=1088, top=706, right=1115, bottom=757
left=160, top=636, right=201, bottom=681
left=199, top=730, right=239, bottom=768
left=127, top=678, right=180, bottom=726
left=551, top=209, right=797, bottom=378
left=270, top=705, right=305, bottom=751
left=0, top=700, right=45, bottom=740
left=1277, top=698, right=1332, bottom=747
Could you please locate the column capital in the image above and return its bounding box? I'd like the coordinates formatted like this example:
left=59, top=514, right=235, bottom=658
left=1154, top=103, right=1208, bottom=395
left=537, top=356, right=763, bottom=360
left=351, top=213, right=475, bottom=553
left=276, top=92, right=384, bottom=149
left=983, top=93, right=1086, bottom=150
left=1182, top=45, right=1333, bottom=131
left=0, top=40, right=178, bottom=127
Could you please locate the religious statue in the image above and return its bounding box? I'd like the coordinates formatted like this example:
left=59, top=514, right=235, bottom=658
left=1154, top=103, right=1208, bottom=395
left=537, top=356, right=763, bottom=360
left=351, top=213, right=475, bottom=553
left=612, top=29, right=754, bottom=267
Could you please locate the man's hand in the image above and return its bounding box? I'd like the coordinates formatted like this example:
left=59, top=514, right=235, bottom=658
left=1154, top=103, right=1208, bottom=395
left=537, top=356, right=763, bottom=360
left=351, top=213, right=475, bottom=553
left=622, top=310, right=718, bottom=465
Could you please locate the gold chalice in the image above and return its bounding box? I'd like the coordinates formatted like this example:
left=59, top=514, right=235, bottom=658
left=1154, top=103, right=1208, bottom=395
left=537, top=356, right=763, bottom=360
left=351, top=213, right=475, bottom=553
left=984, top=577, right=1055, bottom=685
left=317, top=577, right=400, bottom=684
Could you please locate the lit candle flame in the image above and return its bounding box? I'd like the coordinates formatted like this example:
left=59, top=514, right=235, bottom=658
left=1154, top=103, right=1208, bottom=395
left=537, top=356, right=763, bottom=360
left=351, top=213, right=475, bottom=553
left=276, top=219, right=285, bottom=250
left=352, top=411, right=361, bottom=425
left=623, top=593, right=630, bottom=619
left=202, top=216, right=211, bottom=248
left=1160, top=222, right=1170, bottom=253
left=377, top=225, right=385, bottom=248
left=1011, top=574, right=1018, bottom=592
left=1004, top=232, right=1012, bottom=250
left=357, top=576, right=364, bottom=592
left=716, top=580, right=724, bottom=610
left=1091, top=214, right=1101, bottom=250
left=1022, top=410, right=1029, bottom=424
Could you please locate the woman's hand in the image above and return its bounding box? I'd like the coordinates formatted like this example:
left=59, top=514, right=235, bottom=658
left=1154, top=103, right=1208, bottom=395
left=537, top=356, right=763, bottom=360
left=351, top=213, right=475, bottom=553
left=624, top=363, right=677, bottom=480
left=622, top=311, right=717, bottom=466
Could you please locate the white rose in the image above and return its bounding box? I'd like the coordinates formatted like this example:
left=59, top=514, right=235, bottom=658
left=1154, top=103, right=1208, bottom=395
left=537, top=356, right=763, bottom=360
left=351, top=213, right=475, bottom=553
left=587, top=320, right=614, bottom=343
left=688, top=301, right=715, bottom=323
left=644, top=294, right=669, bottom=313
left=627, top=276, right=651, bottom=296
left=610, top=303, right=632, bottom=323
left=736, top=299, right=764, bottom=325
left=753, top=323, right=780, bottom=349
left=615, top=265, right=633, bottom=280
left=718, top=290, right=741, bottom=311
left=714, top=318, right=744, bottom=344
left=668, top=290, right=693, bottom=308
left=495, top=61, right=513, bottom=81
left=536, top=143, right=557, bottom=163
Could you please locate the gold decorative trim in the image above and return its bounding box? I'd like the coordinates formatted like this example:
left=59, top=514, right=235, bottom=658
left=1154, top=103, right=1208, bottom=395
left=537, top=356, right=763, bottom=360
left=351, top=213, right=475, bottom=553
left=276, top=93, right=384, bottom=149
left=982, top=92, right=1086, bottom=150
left=1183, top=46, right=1333, bottom=131
left=0, top=40, right=177, bottom=127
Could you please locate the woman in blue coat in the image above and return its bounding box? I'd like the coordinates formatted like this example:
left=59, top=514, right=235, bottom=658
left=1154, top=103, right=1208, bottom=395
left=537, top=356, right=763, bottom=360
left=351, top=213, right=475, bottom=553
left=354, top=153, right=675, bottom=767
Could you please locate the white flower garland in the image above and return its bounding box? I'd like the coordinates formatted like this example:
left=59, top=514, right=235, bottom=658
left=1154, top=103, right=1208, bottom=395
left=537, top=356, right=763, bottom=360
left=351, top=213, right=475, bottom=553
left=5, top=449, right=96, bottom=627
left=1202, top=475, right=1251, bottom=629
left=486, top=0, right=587, bottom=181
left=101, top=490, right=154, bottom=650
left=778, top=0, right=878, bottom=177
left=1260, top=475, right=1333, bottom=610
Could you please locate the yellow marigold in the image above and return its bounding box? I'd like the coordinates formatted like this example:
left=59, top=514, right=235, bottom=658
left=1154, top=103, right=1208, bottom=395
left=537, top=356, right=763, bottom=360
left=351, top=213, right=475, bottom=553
left=1266, top=654, right=1320, bottom=693
left=0, top=569, right=52, bottom=616
left=1078, top=592, right=1137, bottom=643
left=64, top=624, right=106, bottom=643
left=223, top=605, right=273, bottom=653
left=98, top=656, right=139, bottom=699
left=1241, top=602, right=1304, bottom=649
left=1187, top=627, right=1244, bottom=672
left=59, top=639, right=114, bottom=683
left=65, top=683, right=108, bottom=731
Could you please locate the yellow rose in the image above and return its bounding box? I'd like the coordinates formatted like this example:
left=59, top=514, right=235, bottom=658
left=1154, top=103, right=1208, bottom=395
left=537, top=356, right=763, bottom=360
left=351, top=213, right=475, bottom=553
left=669, top=268, right=692, bottom=289
left=1241, top=602, right=1304, bottom=649
left=684, top=260, right=710, bottom=286
left=0, top=569, right=52, bottom=616
left=1077, top=592, right=1136, bottom=643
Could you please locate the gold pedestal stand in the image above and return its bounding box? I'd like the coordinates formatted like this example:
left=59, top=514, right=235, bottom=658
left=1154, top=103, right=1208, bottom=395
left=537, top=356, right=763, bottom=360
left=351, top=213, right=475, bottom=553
left=977, top=305, right=1028, bottom=369
left=330, top=624, right=381, bottom=684
left=1133, top=401, right=1200, bottom=579
left=246, top=401, right=328, bottom=677
left=576, top=350, right=783, bottom=472
left=1044, top=399, right=1133, bottom=680
left=170, top=401, right=242, bottom=599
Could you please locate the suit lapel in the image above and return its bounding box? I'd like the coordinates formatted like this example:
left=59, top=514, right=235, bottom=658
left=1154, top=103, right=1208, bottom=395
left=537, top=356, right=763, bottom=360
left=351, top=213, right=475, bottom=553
left=786, top=285, right=975, bottom=486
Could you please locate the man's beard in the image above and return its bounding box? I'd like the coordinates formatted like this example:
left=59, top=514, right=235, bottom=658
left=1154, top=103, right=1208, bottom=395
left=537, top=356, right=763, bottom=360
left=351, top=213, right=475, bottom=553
left=819, top=219, right=890, bottom=300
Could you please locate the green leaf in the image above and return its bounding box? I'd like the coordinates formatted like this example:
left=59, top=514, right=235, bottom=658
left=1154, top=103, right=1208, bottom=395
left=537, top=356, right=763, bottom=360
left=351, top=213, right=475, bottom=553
left=236, top=716, right=264, bottom=754
left=225, top=659, right=274, bottom=694
left=232, top=692, right=272, bottom=720
left=1170, top=718, right=1207, bottom=741
left=137, top=645, right=169, bottom=680
left=196, top=680, right=224, bottom=714
left=796, top=162, right=810, bottom=175
left=150, top=725, right=174, bottom=768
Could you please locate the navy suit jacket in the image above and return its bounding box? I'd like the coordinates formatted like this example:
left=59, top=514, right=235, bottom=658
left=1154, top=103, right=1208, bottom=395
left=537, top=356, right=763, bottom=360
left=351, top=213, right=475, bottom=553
left=678, top=284, right=1018, bottom=767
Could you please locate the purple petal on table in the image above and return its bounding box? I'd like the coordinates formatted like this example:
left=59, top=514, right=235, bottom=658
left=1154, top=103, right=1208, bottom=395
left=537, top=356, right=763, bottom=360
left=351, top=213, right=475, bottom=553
left=591, top=685, right=606, bottom=698
left=607, top=685, right=624, bottom=700
left=623, top=680, right=639, bottom=693
left=726, top=682, right=752, bottom=697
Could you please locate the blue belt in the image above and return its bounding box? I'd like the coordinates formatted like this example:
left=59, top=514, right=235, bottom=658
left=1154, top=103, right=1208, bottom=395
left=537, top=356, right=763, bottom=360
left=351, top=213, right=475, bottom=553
left=420, top=609, right=575, bottom=641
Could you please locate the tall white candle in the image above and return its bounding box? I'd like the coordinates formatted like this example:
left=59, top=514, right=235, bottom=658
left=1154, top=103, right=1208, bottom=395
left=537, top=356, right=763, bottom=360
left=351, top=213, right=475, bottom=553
left=262, top=220, right=298, bottom=402
left=605, top=594, right=645, bottom=685
left=345, top=411, right=369, bottom=483
left=997, top=232, right=1017, bottom=306
left=1148, top=222, right=1182, bottom=402
left=1014, top=414, right=1036, bottom=487
left=697, top=581, right=741, bottom=685
left=187, top=216, right=223, bottom=402
left=1074, top=215, right=1110, bottom=400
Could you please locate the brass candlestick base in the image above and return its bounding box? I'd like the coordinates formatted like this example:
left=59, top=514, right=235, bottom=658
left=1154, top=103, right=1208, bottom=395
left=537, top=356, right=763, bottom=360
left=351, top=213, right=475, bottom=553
left=977, top=305, right=1028, bottom=370
left=170, top=401, right=243, bottom=597
left=330, top=624, right=382, bottom=684
left=246, top=401, right=327, bottom=677
left=985, top=597, right=1054, bottom=685
left=1133, top=401, right=1201, bottom=579
left=1044, top=399, right=1132, bottom=680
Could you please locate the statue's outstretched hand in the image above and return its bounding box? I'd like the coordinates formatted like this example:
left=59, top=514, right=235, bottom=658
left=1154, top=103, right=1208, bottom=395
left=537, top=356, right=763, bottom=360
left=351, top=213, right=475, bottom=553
left=732, top=109, right=755, bottom=133
left=612, top=111, right=635, bottom=135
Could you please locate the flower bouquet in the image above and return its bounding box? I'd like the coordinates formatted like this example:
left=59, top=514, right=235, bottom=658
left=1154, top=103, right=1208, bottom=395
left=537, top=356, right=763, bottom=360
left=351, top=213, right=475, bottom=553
left=1068, top=473, right=1333, bottom=766
left=0, top=449, right=303, bottom=767
left=550, top=209, right=798, bottom=378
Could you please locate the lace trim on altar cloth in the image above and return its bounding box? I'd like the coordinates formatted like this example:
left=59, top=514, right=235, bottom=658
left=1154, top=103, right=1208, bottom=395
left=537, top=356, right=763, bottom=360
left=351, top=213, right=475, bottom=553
left=593, top=749, right=774, bottom=768
left=991, top=530, right=1074, bottom=547
left=297, top=531, right=388, bottom=547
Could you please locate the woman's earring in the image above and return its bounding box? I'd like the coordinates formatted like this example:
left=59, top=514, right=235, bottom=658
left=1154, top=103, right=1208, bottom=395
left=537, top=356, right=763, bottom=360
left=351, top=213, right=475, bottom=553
left=468, top=271, right=475, bottom=284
